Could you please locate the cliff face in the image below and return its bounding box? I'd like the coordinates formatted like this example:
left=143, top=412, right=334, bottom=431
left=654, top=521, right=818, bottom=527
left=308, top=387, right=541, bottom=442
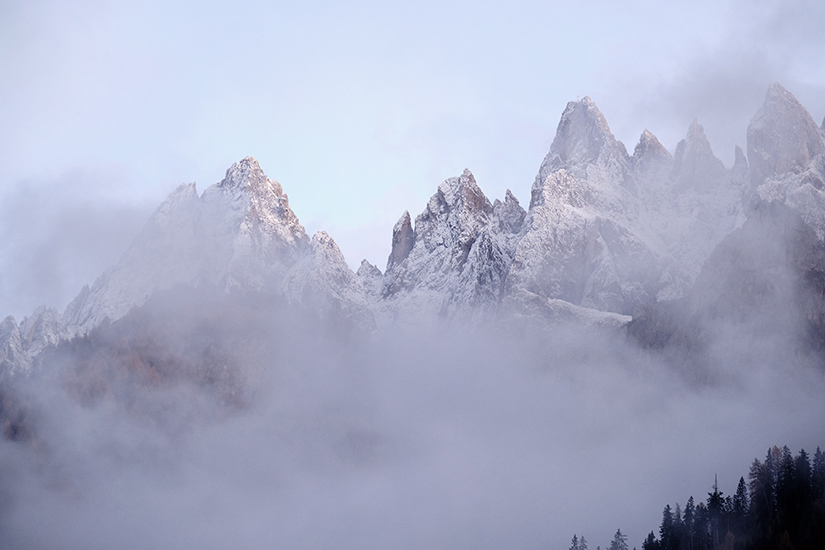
left=4, top=83, right=825, bottom=372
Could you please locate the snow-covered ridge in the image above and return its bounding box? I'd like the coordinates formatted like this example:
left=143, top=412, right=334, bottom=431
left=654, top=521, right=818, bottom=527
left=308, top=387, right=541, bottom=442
left=3, top=83, right=825, bottom=376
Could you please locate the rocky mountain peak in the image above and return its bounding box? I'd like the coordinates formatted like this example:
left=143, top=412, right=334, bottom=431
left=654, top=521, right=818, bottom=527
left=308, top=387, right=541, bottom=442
left=747, top=83, right=825, bottom=185
left=734, top=145, right=747, bottom=168
left=492, top=189, right=526, bottom=234
left=387, top=211, right=415, bottom=271
left=218, top=156, right=277, bottom=192
left=633, top=129, right=670, bottom=161
left=543, top=96, right=627, bottom=177
left=0, top=315, right=24, bottom=378
left=422, top=169, right=492, bottom=245
left=356, top=260, right=383, bottom=298
left=435, top=169, right=491, bottom=216
left=632, top=129, right=672, bottom=183
left=671, top=119, right=727, bottom=192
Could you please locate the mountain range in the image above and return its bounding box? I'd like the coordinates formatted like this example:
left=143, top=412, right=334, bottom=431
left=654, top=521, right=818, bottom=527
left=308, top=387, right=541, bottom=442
left=2, top=82, right=824, bottom=378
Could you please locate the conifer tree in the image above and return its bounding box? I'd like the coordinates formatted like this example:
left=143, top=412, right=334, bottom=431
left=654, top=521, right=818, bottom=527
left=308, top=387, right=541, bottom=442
left=659, top=504, right=674, bottom=550
left=673, top=502, right=684, bottom=546
left=570, top=534, right=580, bottom=550
left=707, top=475, right=724, bottom=548
left=694, top=502, right=709, bottom=550
left=731, top=476, right=749, bottom=540
left=609, top=529, right=629, bottom=550
left=813, top=446, right=825, bottom=504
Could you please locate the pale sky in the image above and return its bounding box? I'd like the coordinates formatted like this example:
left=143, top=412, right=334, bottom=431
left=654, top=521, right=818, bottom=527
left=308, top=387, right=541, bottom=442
left=1, top=0, right=823, bottom=318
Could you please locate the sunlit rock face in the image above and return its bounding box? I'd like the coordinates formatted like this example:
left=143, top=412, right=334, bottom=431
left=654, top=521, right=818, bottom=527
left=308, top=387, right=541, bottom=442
left=504, top=97, right=740, bottom=315
left=748, top=83, right=825, bottom=188
left=5, top=82, right=825, bottom=363
left=375, top=94, right=752, bottom=322
left=379, top=169, right=520, bottom=318
left=0, top=307, right=68, bottom=378
left=747, top=83, right=825, bottom=239
left=628, top=86, right=825, bottom=357
left=63, top=157, right=371, bottom=335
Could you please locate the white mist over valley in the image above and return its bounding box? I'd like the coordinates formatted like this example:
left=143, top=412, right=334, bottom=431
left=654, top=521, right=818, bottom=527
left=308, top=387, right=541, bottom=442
left=1, top=2, right=824, bottom=549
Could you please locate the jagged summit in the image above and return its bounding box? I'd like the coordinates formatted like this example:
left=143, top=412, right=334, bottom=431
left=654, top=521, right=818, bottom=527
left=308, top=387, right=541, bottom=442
left=62, top=157, right=364, bottom=334
left=747, top=82, right=825, bottom=185
left=633, top=129, right=671, bottom=162
left=671, top=119, right=727, bottom=192
left=537, top=96, right=629, bottom=185
left=550, top=97, right=616, bottom=167
left=219, top=156, right=267, bottom=189
left=5, top=83, right=825, bottom=373
left=379, top=169, right=514, bottom=317
left=387, top=211, right=414, bottom=271
left=632, top=129, right=672, bottom=184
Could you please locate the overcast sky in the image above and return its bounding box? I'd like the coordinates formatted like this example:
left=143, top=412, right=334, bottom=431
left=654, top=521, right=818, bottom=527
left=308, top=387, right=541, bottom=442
left=1, top=0, right=824, bottom=318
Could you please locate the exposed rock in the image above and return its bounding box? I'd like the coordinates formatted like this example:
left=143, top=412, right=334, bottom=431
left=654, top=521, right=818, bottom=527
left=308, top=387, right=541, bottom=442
left=386, top=211, right=414, bottom=271
left=632, top=129, right=672, bottom=185
left=747, top=83, right=825, bottom=187
left=356, top=260, right=383, bottom=298
left=380, top=169, right=510, bottom=317
left=64, top=157, right=366, bottom=335
left=0, top=316, right=25, bottom=378
left=671, top=120, right=728, bottom=193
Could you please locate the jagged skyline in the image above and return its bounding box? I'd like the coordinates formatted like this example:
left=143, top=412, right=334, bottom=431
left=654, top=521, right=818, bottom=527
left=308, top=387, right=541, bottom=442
left=1, top=0, right=824, bottom=319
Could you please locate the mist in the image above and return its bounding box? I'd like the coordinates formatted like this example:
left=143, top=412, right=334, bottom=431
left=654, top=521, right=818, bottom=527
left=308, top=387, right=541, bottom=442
left=1, top=1, right=824, bottom=548
left=0, top=169, right=154, bottom=319
left=0, top=287, right=822, bottom=550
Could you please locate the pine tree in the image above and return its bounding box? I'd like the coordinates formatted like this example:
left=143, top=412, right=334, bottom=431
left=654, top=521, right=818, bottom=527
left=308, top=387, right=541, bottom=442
left=694, top=502, right=709, bottom=550
left=813, top=447, right=825, bottom=504
left=641, top=531, right=660, bottom=550
left=570, top=534, right=580, bottom=550
left=731, top=476, right=749, bottom=540
left=673, top=502, right=684, bottom=547
left=707, top=475, right=724, bottom=548
left=683, top=496, right=696, bottom=550
left=580, top=536, right=590, bottom=550
left=609, top=529, right=629, bottom=550
left=659, top=504, right=674, bottom=550
left=813, top=447, right=825, bottom=549
left=749, top=453, right=775, bottom=539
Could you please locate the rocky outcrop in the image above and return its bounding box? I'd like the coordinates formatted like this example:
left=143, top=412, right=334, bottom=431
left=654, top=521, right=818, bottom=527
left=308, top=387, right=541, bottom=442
left=746, top=84, right=825, bottom=239
left=6, top=83, right=825, bottom=377
left=0, top=307, right=68, bottom=378
left=380, top=169, right=513, bottom=317
left=507, top=99, right=669, bottom=314
left=356, top=260, right=383, bottom=298
left=64, top=157, right=370, bottom=334
left=748, top=83, right=825, bottom=188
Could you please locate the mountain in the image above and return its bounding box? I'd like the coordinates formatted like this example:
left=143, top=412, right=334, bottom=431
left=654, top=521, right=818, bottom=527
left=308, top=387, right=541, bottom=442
left=61, top=156, right=371, bottom=335
left=0, top=157, right=373, bottom=378
left=372, top=96, right=744, bottom=324
left=377, top=169, right=524, bottom=320
left=2, top=83, right=824, bottom=376
left=628, top=84, right=825, bottom=358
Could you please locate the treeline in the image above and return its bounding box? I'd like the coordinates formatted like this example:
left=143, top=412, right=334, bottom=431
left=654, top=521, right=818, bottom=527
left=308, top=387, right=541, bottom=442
left=640, top=446, right=825, bottom=550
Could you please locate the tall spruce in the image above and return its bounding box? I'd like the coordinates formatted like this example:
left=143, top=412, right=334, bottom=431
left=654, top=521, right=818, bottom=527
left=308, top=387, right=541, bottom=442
left=707, top=475, right=724, bottom=548
left=609, top=529, right=629, bottom=550
left=659, top=504, right=675, bottom=550
left=683, top=496, right=696, bottom=550
left=731, top=476, right=749, bottom=539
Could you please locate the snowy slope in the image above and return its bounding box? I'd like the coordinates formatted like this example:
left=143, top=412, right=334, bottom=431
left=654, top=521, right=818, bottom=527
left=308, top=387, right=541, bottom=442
left=63, top=157, right=369, bottom=335
left=506, top=97, right=745, bottom=315
left=378, top=169, right=524, bottom=320
left=4, top=83, right=824, bottom=375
